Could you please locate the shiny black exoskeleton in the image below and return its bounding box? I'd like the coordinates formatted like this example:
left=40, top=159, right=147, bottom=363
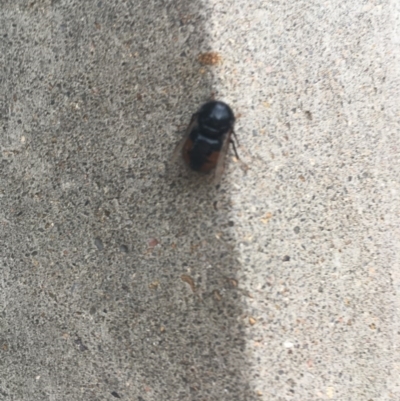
left=197, top=101, right=235, bottom=140
left=173, top=101, right=239, bottom=181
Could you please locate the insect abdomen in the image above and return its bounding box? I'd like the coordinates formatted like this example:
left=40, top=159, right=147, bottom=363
left=190, top=140, right=215, bottom=171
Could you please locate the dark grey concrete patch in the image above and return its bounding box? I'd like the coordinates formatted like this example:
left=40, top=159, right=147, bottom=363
left=0, top=1, right=254, bottom=400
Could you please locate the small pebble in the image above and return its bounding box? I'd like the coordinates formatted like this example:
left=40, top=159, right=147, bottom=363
left=94, top=238, right=104, bottom=250
left=120, top=245, right=128, bottom=253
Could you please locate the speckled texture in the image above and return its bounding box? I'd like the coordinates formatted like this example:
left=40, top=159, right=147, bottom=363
left=207, top=0, right=400, bottom=400
left=0, top=1, right=399, bottom=401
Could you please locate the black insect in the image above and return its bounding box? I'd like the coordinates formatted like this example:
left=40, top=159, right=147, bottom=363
left=172, top=100, right=239, bottom=182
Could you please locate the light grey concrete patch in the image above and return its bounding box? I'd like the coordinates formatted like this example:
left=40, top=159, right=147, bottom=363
left=207, top=0, right=400, bottom=399
left=1, top=0, right=399, bottom=401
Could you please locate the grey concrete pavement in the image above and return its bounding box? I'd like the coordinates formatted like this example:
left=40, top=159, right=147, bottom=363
left=0, top=1, right=399, bottom=401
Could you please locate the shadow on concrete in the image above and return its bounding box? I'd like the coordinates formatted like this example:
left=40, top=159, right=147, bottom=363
left=0, top=1, right=254, bottom=400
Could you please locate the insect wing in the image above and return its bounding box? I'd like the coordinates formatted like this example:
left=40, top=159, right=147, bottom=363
left=171, top=113, right=197, bottom=163
left=213, top=130, right=232, bottom=184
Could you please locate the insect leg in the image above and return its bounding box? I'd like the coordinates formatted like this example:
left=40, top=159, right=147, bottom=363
left=229, top=137, right=240, bottom=159
left=230, top=131, right=249, bottom=173
left=231, top=130, right=240, bottom=146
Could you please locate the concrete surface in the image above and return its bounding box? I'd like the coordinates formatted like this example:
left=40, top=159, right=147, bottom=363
left=0, top=1, right=399, bottom=400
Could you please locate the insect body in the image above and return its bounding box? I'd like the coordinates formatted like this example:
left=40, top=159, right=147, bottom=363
left=172, top=101, right=239, bottom=182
